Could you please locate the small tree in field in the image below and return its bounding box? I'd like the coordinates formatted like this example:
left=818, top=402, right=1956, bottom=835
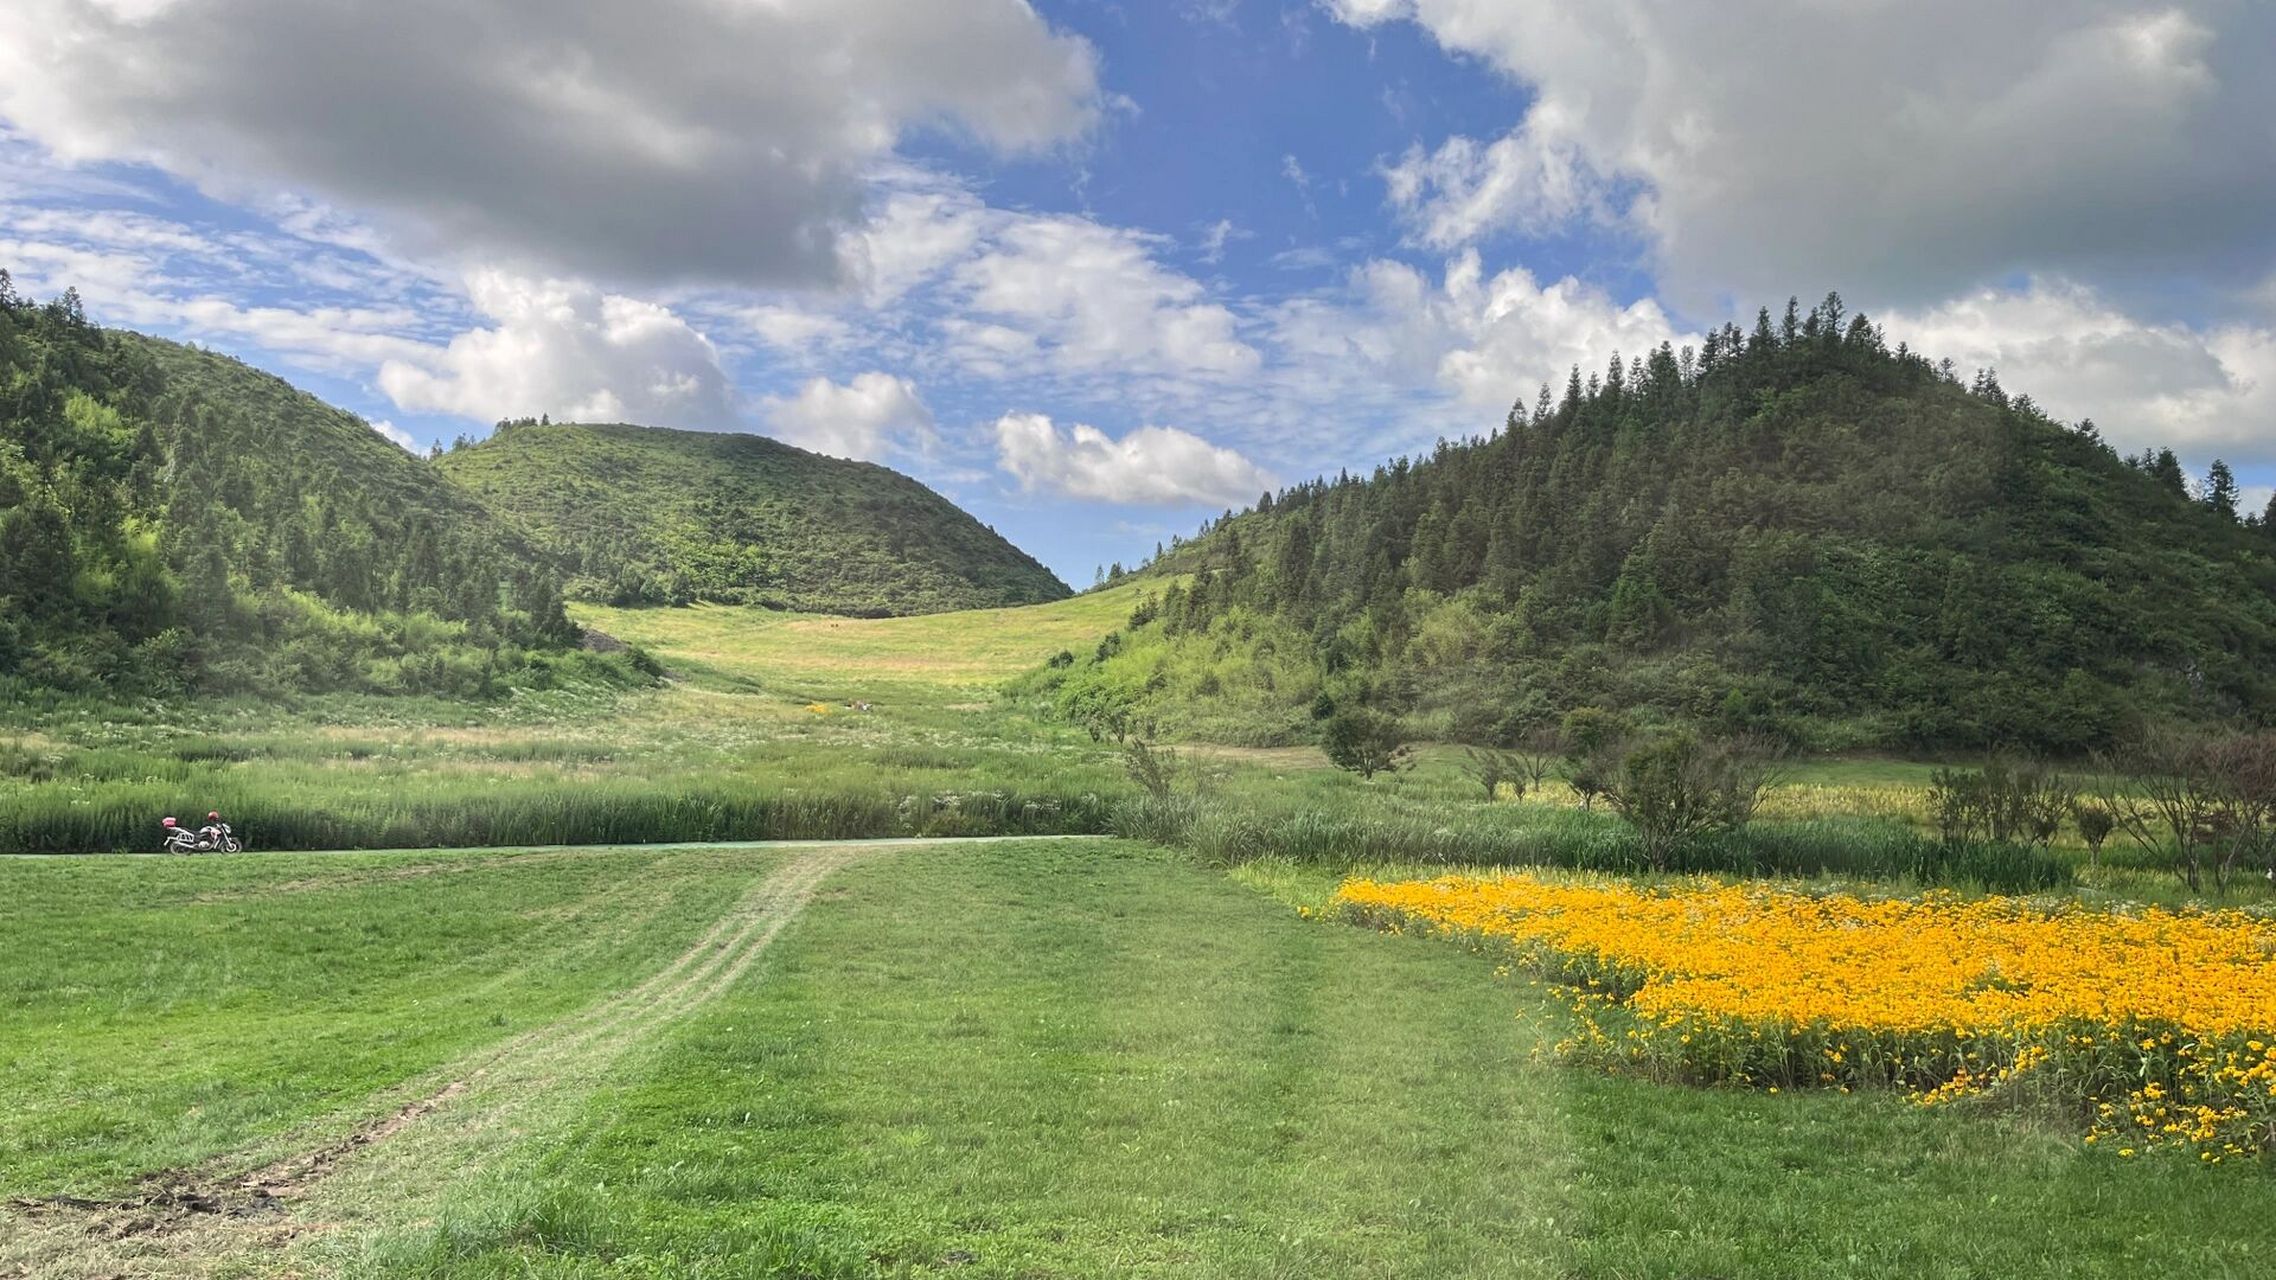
left=1515, top=734, right=1559, bottom=795
left=2108, top=730, right=2224, bottom=893
left=1558, top=707, right=1627, bottom=810
left=1122, top=735, right=1178, bottom=801
left=2068, top=794, right=2117, bottom=869
left=2201, top=732, right=2276, bottom=894
left=1465, top=747, right=1522, bottom=802
left=1601, top=733, right=1783, bottom=872
left=1324, top=707, right=1412, bottom=781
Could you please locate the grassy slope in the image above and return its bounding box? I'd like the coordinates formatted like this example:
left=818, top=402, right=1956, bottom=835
left=4, top=841, right=2261, bottom=1276
left=436, top=422, right=1068, bottom=615
left=573, top=583, right=1144, bottom=700
left=0, top=588, right=1156, bottom=854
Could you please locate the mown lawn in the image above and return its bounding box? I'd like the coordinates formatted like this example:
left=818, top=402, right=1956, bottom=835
left=345, top=841, right=2271, bottom=1279
left=0, top=846, right=772, bottom=1197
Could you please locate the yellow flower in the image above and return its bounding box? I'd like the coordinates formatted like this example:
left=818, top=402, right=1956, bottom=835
left=1332, top=871, right=2276, bottom=1159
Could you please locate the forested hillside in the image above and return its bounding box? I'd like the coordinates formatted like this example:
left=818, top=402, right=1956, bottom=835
left=1036, top=294, right=2276, bottom=752
left=0, top=274, right=615, bottom=699
left=435, top=422, right=1069, bottom=616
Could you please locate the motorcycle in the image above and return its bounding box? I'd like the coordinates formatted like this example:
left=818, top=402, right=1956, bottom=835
left=160, top=822, right=242, bottom=854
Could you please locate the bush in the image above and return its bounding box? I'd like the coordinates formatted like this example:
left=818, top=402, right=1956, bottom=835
left=1322, top=707, right=1411, bottom=780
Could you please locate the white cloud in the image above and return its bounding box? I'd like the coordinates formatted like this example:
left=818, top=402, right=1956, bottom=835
left=0, top=0, right=1100, bottom=288
left=377, top=271, right=735, bottom=428
left=994, top=412, right=1272, bottom=506
left=1882, top=279, right=2276, bottom=463
left=955, top=215, right=1261, bottom=378
left=1382, top=100, right=1607, bottom=246
left=366, top=418, right=420, bottom=452
left=763, top=372, right=934, bottom=462
left=1197, top=218, right=1244, bottom=265
left=840, top=182, right=994, bottom=306
left=1271, top=251, right=1685, bottom=413
left=0, top=236, right=440, bottom=375
left=1331, top=2, right=2276, bottom=308
left=732, top=303, right=853, bottom=354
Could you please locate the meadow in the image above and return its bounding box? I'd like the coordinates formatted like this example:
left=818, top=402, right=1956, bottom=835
left=7, top=840, right=2273, bottom=1278
left=4, top=582, right=2266, bottom=909
left=5, top=589, right=2274, bottom=1276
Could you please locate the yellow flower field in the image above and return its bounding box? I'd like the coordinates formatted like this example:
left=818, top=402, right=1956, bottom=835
left=1336, top=874, right=2276, bottom=1158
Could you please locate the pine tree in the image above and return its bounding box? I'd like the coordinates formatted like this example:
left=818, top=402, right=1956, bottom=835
left=2150, top=449, right=2189, bottom=500
left=2203, top=459, right=2239, bottom=519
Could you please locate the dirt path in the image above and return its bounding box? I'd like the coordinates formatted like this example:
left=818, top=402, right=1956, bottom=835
left=1, top=843, right=879, bottom=1278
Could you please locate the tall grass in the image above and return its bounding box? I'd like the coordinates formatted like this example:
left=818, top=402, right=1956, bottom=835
left=1120, top=795, right=2071, bottom=892
left=0, top=778, right=1113, bottom=854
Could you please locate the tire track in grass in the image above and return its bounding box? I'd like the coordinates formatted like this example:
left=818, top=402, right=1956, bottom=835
left=1, top=843, right=876, bottom=1279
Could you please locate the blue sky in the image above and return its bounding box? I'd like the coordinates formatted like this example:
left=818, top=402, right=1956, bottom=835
left=4, top=0, right=2275, bottom=586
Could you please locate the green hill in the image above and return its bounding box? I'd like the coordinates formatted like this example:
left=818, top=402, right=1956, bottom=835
left=0, top=277, right=611, bottom=699
left=1034, top=294, right=2276, bottom=753
left=434, top=421, right=1069, bottom=615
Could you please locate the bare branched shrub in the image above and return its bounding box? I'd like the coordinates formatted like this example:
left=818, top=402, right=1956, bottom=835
left=1122, top=736, right=1178, bottom=801
left=2108, top=730, right=2225, bottom=894
left=1465, top=747, right=1523, bottom=802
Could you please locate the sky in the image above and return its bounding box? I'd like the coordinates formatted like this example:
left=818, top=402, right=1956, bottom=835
left=4, top=0, right=2275, bottom=587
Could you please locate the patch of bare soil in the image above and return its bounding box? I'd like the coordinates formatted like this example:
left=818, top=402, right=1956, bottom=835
left=1177, top=743, right=1330, bottom=771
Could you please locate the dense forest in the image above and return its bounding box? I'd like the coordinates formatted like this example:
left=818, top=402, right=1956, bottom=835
left=1036, top=294, right=2276, bottom=752
left=0, top=273, right=627, bottom=699
left=435, top=422, right=1069, bottom=616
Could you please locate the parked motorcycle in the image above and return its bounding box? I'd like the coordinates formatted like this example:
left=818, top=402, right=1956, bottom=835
left=159, top=817, right=241, bottom=853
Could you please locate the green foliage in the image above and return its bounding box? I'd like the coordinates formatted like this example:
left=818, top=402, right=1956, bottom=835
left=1010, top=594, right=1321, bottom=745
left=1928, top=758, right=2069, bottom=846
left=1463, top=745, right=1522, bottom=801
left=434, top=421, right=1067, bottom=615
left=0, top=280, right=594, bottom=698
left=1321, top=706, right=1411, bottom=780
left=1075, top=293, right=2276, bottom=752
left=1121, top=735, right=1179, bottom=800
left=1599, top=732, right=1778, bottom=871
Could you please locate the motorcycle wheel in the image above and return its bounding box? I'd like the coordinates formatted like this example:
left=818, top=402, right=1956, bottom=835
left=223, top=838, right=242, bottom=853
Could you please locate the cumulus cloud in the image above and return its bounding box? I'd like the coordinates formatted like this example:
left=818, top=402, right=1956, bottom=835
left=1381, top=100, right=1609, bottom=246
left=954, top=215, right=1262, bottom=379
left=1331, top=2, right=2276, bottom=308
left=0, top=0, right=1100, bottom=288
left=840, top=183, right=995, bottom=306
left=1272, top=251, right=1686, bottom=413
left=366, top=419, right=420, bottom=453
left=994, top=412, right=1272, bottom=506
left=377, top=272, right=736, bottom=428
left=763, top=372, right=934, bottom=462
left=1882, top=280, right=2276, bottom=464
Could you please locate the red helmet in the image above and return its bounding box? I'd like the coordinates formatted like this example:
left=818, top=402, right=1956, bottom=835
left=207, top=811, right=220, bottom=821
left=162, top=817, right=178, bottom=828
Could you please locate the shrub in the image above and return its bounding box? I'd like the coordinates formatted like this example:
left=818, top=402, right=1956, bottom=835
left=1322, top=707, right=1411, bottom=780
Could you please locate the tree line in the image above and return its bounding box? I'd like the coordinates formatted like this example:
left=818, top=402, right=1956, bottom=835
left=1055, top=291, right=2276, bottom=753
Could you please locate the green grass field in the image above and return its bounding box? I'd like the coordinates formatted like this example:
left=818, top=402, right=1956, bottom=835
left=5, top=839, right=2267, bottom=1278
left=5, top=592, right=2272, bottom=1276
